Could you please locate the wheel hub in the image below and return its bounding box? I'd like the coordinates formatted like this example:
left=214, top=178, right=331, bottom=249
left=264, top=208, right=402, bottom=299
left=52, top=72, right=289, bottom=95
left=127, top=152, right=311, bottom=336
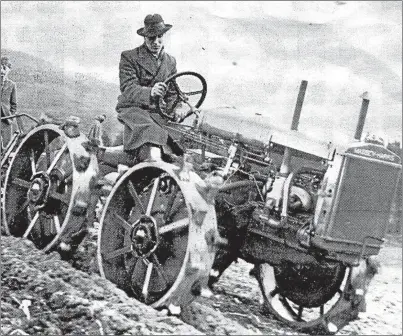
left=131, top=215, right=159, bottom=257
left=28, top=173, right=50, bottom=206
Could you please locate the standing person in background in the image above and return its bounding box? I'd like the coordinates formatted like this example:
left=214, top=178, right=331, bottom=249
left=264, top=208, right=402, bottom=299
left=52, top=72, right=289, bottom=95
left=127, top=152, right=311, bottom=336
left=116, top=13, right=185, bottom=162
left=1, top=56, right=18, bottom=151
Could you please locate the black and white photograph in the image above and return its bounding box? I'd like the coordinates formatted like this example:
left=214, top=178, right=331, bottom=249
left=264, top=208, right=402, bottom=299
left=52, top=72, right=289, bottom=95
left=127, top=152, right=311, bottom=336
left=1, top=1, right=402, bottom=335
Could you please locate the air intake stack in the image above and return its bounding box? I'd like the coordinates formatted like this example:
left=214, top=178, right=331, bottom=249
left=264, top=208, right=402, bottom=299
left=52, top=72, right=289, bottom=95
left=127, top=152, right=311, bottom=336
left=354, top=92, right=370, bottom=141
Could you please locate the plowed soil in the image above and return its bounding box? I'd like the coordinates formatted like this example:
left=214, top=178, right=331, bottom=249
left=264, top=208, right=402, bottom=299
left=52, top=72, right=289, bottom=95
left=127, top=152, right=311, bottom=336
left=1, top=234, right=401, bottom=335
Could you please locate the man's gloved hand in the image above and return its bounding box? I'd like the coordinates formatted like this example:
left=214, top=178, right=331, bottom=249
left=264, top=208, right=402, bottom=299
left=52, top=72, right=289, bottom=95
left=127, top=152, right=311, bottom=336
left=151, top=82, right=167, bottom=98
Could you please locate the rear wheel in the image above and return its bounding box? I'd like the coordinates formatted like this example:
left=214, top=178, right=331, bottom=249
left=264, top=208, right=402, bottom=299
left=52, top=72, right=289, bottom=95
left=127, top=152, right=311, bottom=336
left=2, top=125, right=98, bottom=251
left=97, top=161, right=218, bottom=310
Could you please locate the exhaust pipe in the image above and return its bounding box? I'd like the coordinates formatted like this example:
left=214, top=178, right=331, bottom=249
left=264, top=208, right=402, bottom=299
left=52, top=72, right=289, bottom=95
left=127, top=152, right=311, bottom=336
left=354, top=92, right=370, bottom=141
left=291, top=80, right=308, bottom=131
left=280, top=80, right=308, bottom=175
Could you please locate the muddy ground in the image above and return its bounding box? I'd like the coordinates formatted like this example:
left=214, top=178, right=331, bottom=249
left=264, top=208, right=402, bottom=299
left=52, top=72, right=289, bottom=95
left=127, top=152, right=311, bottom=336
left=1, top=234, right=401, bottom=335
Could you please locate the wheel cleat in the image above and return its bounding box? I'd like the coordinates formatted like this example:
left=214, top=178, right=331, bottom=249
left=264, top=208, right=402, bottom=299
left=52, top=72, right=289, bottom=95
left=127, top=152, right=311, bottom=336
left=327, top=322, right=338, bottom=333
left=209, top=269, right=220, bottom=278
left=59, top=242, right=71, bottom=252
left=168, top=303, right=181, bottom=316
left=200, top=287, right=214, bottom=298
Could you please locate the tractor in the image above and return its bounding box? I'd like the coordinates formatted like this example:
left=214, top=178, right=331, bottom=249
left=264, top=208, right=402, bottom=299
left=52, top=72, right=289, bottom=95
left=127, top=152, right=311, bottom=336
left=2, top=71, right=401, bottom=334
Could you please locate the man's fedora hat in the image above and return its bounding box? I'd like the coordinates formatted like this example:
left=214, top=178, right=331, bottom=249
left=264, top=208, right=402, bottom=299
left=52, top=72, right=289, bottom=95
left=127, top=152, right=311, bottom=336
left=137, top=14, right=172, bottom=37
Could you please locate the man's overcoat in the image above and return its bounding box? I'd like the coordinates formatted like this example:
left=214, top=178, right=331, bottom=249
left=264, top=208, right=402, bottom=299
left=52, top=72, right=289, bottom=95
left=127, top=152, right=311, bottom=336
left=1, top=79, right=17, bottom=118
left=116, top=43, right=177, bottom=151
left=1, top=79, right=17, bottom=147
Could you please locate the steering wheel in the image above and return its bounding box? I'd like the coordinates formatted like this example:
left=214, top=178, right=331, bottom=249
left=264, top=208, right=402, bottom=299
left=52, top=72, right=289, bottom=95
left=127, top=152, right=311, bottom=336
left=156, top=71, right=207, bottom=121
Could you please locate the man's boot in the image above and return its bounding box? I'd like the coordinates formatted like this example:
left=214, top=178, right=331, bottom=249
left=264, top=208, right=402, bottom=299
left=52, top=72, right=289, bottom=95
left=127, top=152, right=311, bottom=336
left=161, top=143, right=181, bottom=163
left=137, top=144, right=163, bottom=162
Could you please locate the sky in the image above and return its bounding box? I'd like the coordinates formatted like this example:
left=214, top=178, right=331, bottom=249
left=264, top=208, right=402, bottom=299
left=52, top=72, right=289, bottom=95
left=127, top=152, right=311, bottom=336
left=1, top=1, right=402, bottom=144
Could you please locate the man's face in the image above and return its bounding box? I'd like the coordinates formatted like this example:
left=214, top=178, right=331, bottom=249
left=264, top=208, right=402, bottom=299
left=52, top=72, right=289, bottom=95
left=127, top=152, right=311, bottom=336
left=1, top=64, right=10, bottom=83
left=144, top=34, right=164, bottom=55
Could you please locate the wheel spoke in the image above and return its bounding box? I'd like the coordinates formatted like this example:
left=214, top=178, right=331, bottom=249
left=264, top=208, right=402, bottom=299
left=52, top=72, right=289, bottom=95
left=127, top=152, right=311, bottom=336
left=146, top=177, right=160, bottom=216
left=260, top=264, right=298, bottom=321
left=113, top=212, right=132, bottom=232
left=184, top=89, right=204, bottom=96
left=172, top=80, right=182, bottom=95
left=44, top=131, right=51, bottom=169
left=12, top=178, right=31, bottom=189
left=271, top=295, right=296, bottom=321
left=170, top=97, right=181, bottom=112
left=178, top=92, right=189, bottom=103
left=30, top=149, right=36, bottom=175
left=49, top=190, right=70, bottom=204
left=103, top=244, right=132, bottom=261
left=163, top=184, right=178, bottom=222
left=159, top=217, right=188, bottom=235
left=174, top=85, right=191, bottom=104
left=142, top=261, right=154, bottom=301
left=297, top=306, right=304, bottom=321
left=53, top=215, right=61, bottom=233
left=14, top=199, right=30, bottom=217
left=46, top=143, right=68, bottom=174
left=181, top=97, right=196, bottom=112
left=23, top=211, right=40, bottom=238
left=151, top=253, right=169, bottom=286
left=165, top=196, right=185, bottom=222
left=27, top=205, right=33, bottom=222
left=127, top=180, right=145, bottom=214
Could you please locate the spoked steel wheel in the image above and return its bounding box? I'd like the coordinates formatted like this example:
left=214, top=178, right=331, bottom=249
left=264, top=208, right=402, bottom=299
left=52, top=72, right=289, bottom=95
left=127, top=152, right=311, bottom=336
left=98, top=161, right=218, bottom=311
left=2, top=124, right=98, bottom=251
left=258, top=262, right=359, bottom=334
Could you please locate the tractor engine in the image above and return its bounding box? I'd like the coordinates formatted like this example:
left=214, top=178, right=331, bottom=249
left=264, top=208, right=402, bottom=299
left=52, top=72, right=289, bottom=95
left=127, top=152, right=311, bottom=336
left=250, top=167, right=324, bottom=248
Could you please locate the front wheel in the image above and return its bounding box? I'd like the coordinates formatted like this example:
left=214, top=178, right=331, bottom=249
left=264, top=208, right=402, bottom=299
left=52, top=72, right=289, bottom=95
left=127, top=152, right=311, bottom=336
left=257, top=261, right=370, bottom=334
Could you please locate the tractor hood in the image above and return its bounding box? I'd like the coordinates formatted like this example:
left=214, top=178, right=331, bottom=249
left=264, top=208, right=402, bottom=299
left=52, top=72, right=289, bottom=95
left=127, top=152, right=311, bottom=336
left=196, top=106, right=336, bottom=161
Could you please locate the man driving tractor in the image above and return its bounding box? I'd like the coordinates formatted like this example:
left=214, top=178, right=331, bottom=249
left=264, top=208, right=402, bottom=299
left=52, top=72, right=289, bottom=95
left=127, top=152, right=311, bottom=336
left=116, top=14, right=186, bottom=163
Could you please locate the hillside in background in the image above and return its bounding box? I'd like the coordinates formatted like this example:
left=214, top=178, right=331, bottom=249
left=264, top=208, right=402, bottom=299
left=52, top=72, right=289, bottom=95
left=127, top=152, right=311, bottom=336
left=1, top=49, right=122, bottom=142
left=1, top=2, right=401, bottom=144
